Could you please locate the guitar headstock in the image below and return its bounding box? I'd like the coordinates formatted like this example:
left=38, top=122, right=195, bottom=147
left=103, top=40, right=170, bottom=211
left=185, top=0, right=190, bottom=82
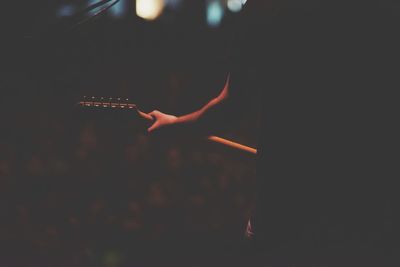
left=77, top=96, right=137, bottom=109
left=77, top=96, right=153, bottom=121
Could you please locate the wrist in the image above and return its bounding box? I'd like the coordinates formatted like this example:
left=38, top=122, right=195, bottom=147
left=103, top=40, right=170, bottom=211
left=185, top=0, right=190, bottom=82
left=168, top=115, right=178, bottom=124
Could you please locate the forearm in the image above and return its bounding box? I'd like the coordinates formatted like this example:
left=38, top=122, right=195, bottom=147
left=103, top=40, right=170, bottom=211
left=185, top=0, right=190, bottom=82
left=147, top=74, right=232, bottom=135
left=174, top=75, right=230, bottom=126
left=175, top=97, right=225, bottom=124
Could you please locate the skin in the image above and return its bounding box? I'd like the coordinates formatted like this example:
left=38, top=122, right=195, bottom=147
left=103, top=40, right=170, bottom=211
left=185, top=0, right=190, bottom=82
left=147, top=0, right=252, bottom=133
left=148, top=75, right=230, bottom=133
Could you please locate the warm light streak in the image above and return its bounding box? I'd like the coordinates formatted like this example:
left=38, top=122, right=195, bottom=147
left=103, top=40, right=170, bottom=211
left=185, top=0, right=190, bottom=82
left=136, top=0, right=165, bottom=20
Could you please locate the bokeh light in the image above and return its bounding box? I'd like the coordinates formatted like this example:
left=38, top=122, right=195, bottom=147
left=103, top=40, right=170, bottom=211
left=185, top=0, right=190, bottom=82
left=136, top=0, right=165, bottom=20
left=56, top=4, right=76, bottom=17
left=227, top=0, right=243, bottom=13
left=206, top=0, right=224, bottom=27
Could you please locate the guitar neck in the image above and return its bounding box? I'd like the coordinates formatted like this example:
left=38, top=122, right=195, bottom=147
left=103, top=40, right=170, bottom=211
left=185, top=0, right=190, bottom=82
left=78, top=96, right=257, bottom=155
left=78, top=97, right=137, bottom=109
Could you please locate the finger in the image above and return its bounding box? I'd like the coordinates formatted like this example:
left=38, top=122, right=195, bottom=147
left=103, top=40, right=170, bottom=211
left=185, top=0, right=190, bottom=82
left=138, top=110, right=153, bottom=121
left=148, top=110, right=160, bottom=116
left=148, top=110, right=160, bottom=120
left=148, top=122, right=160, bottom=132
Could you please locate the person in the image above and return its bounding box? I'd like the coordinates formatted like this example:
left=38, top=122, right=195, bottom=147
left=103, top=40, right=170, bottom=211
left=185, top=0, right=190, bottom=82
left=147, top=1, right=398, bottom=265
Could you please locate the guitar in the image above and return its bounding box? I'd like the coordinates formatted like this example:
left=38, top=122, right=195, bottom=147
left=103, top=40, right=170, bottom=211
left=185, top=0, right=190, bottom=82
left=77, top=96, right=257, bottom=155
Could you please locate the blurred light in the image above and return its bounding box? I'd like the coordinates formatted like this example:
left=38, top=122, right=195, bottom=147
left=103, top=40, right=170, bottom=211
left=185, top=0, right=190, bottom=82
left=165, top=0, right=183, bottom=10
left=87, top=0, right=105, bottom=16
left=136, top=0, right=165, bottom=21
left=227, top=0, right=243, bottom=13
left=207, top=1, right=224, bottom=27
left=57, top=4, right=76, bottom=17
left=109, top=0, right=128, bottom=18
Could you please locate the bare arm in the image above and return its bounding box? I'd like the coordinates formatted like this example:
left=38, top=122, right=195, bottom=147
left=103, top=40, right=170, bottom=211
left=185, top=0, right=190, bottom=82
left=148, top=75, right=230, bottom=133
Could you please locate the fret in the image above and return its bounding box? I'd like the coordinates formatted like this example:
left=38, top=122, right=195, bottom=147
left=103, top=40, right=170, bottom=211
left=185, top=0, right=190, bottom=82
left=79, top=101, right=94, bottom=107
left=79, top=96, right=136, bottom=110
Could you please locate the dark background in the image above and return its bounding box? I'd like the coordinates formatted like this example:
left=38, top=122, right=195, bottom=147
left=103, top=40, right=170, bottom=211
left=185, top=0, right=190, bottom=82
left=1, top=1, right=259, bottom=266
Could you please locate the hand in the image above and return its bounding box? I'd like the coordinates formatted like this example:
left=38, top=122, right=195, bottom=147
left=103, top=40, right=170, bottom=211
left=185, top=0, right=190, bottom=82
left=147, top=110, right=178, bottom=132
